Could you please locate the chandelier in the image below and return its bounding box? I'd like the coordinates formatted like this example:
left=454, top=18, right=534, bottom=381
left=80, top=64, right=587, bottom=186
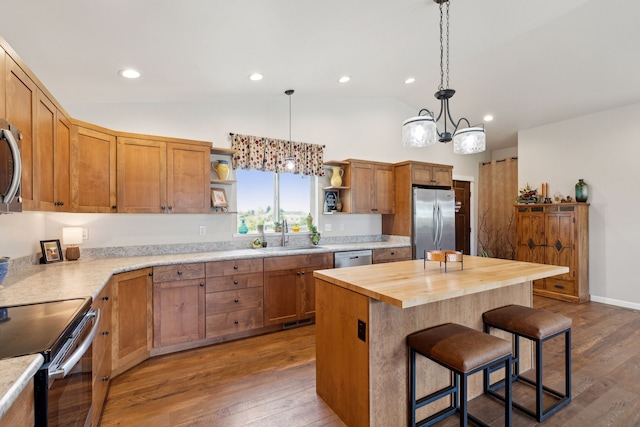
left=402, top=0, right=486, bottom=155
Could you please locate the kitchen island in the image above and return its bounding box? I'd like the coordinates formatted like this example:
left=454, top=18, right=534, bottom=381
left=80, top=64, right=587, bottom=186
left=313, top=256, right=569, bottom=427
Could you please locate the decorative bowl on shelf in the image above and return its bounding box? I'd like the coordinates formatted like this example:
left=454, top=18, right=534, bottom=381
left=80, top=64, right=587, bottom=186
left=0, top=257, right=9, bottom=285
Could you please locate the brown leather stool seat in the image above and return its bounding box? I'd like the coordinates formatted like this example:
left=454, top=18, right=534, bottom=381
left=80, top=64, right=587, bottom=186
left=483, top=305, right=572, bottom=422
left=407, top=323, right=512, bottom=427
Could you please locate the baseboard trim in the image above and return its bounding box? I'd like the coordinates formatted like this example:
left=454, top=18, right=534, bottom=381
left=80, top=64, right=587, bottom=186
left=590, top=295, right=640, bottom=311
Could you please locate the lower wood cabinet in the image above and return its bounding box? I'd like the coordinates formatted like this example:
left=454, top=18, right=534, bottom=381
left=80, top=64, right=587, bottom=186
left=92, top=280, right=112, bottom=427
left=372, top=247, right=411, bottom=263
left=111, top=268, right=153, bottom=377
left=205, top=259, right=264, bottom=338
left=0, top=379, right=34, bottom=427
left=153, top=263, right=206, bottom=348
left=263, top=253, right=333, bottom=326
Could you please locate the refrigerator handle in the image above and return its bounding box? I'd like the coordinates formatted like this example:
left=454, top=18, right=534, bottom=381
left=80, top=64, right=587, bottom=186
left=438, top=204, right=444, bottom=248
left=434, top=203, right=441, bottom=248
left=432, top=203, right=438, bottom=246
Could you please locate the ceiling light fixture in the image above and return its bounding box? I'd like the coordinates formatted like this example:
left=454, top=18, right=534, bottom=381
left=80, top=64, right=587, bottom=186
left=402, top=0, right=485, bottom=155
left=338, top=76, right=350, bottom=83
left=118, top=68, right=140, bottom=79
left=284, top=89, right=296, bottom=172
left=404, top=77, right=416, bottom=84
left=249, top=73, right=263, bottom=81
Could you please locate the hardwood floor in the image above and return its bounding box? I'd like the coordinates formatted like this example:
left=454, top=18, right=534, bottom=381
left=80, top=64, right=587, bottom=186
left=100, top=296, right=640, bottom=426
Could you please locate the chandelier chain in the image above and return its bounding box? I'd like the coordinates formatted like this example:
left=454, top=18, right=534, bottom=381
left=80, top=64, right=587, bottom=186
left=445, top=0, right=450, bottom=89
left=439, top=2, right=444, bottom=90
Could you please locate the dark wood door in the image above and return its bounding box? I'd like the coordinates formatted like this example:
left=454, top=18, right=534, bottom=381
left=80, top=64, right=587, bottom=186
left=453, top=180, right=471, bottom=254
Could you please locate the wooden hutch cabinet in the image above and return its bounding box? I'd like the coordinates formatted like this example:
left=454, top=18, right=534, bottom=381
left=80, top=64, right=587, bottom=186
left=515, top=203, right=589, bottom=303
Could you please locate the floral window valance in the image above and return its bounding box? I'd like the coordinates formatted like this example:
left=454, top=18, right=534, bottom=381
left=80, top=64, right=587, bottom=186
left=230, top=133, right=325, bottom=177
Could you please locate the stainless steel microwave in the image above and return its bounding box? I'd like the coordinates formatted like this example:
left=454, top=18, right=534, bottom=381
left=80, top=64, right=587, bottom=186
left=0, top=118, right=22, bottom=213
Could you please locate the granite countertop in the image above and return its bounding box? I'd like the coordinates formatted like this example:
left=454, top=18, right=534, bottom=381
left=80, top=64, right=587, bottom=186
left=0, top=354, right=43, bottom=421
left=0, top=241, right=408, bottom=307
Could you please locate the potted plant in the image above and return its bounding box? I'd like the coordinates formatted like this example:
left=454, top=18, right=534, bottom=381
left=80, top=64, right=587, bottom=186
left=274, top=221, right=282, bottom=232
left=309, top=225, right=321, bottom=245
left=335, top=198, right=343, bottom=212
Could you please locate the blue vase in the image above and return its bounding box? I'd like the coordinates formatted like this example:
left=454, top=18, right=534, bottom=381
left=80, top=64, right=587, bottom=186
left=238, top=219, right=248, bottom=234
left=575, top=179, right=588, bottom=203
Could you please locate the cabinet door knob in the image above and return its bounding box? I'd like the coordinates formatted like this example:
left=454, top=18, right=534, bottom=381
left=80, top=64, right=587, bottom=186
left=200, top=282, right=205, bottom=287
left=168, top=205, right=173, bottom=211
left=234, top=320, right=239, bottom=325
left=102, top=376, right=109, bottom=382
left=234, top=298, right=239, bottom=303
left=177, top=270, right=183, bottom=276
left=233, top=265, right=239, bottom=270
left=102, top=296, right=109, bottom=301
left=161, top=205, right=166, bottom=210
left=102, top=330, right=110, bottom=336
left=111, top=205, right=117, bottom=210
left=234, top=280, right=239, bottom=285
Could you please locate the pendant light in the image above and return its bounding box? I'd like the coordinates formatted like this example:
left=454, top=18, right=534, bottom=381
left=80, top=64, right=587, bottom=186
left=402, top=0, right=486, bottom=154
left=284, top=89, right=296, bottom=172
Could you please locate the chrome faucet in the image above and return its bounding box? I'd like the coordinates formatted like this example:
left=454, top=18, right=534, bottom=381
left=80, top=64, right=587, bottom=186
left=281, top=219, right=289, bottom=246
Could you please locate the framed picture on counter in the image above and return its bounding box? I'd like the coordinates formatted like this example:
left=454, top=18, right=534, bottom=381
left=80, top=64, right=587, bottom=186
left=211, top=187, right=229, bottom=208
left=40, top=239, right=63, bottom=264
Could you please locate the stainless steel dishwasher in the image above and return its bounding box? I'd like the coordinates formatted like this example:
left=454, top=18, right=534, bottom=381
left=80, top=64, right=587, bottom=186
left=334, top=249, right=373, bottom=268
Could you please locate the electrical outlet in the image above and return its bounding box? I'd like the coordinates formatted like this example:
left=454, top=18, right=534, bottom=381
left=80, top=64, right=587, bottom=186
left=357, top=319, right=366, bottom=342
left=340, top=224, right=345, bottom=231
left=199, top=226, right=206, bottom=236
left=325, top=223, right=332, bottom=232
left=82, top=228, right=89, bottom=240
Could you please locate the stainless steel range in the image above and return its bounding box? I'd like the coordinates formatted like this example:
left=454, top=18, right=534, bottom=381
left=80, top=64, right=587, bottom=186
left=0, top=298, right=98, bottom=427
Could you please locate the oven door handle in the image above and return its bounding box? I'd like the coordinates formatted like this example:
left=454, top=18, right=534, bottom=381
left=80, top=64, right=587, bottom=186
left=49, top=309, right=100, bottom=381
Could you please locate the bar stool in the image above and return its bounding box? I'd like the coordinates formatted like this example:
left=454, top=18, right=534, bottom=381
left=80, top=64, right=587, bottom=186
left=483, top=305, right=572, bottom=422
left=407, top=323, right=512, bottom=427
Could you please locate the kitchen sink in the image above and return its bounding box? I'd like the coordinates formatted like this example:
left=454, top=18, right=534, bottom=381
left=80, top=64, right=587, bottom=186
left=258, top=245, right=323, bottom=252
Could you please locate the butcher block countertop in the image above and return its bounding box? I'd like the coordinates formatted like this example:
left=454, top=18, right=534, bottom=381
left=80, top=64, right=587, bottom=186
left=314, top=255, right=569, bottom=308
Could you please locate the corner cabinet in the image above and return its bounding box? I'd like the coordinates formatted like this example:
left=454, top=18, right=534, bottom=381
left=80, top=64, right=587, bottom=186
left=92, top=280, right=112, bottom=426
left=515, top=203, right=589, bottom=303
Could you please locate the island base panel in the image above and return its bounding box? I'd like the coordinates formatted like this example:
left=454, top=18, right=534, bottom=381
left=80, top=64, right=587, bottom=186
left=316, top=279, right=532, bottom=427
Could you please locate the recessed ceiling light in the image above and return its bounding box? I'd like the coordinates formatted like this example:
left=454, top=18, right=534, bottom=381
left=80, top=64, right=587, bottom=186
left=249, top=73, right=264, bottom=81
left=338, top=76, right=351, bottom=83
left=483, top=115, right=494, bottom=122
left=118, top=68, right=141, bottom=79
left=404, top=77, right=416, bottom=84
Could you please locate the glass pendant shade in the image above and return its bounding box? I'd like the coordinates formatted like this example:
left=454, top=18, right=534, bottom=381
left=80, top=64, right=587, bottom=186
left=452, top=127, right=486, bottom=154
left=402, top=115, right=438, bottom=147
left=284, top=156, right=295, bottom=171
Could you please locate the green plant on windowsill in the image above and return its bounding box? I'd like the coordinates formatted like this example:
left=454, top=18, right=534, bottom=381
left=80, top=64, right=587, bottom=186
left=274, top=221, right=282, bottom=233
left=309, top=225, right=321, bottom=245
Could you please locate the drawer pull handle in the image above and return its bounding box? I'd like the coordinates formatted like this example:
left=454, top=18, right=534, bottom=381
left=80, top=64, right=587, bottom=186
left=391, top=252, right=395, bottom=255
left=234, top=298, right=239, bottom=303
left=234, top=280, right=239, bottom=285
left=102, top=296, right=109, bottom=301
left=177, top=271, right=183, bottom=276
left=102, top=376, right=109, bottom=382
left=234, top=320, right=239, bottom=325
left=102, top=330, right=110, bottom=336
left=554, top=284, right=565, bottom=289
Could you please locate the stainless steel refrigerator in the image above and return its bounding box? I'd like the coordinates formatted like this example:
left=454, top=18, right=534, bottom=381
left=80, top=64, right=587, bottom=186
left=413, top=187, right=456, bottom=259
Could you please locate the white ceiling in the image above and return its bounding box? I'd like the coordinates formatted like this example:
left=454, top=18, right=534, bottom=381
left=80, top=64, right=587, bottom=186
left=2, top=0, right=639, bottom=150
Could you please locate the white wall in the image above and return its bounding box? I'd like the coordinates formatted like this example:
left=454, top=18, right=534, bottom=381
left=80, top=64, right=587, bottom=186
left=519, top=102, right=640, bottom=307
left=0, top=96, right=490, bottom=259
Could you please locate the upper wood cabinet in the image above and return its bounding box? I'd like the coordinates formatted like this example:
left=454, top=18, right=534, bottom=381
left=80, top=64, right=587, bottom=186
left=35, top=92, right=71, bottom=211
left=117, top=136, right=211, bottom=213
left=348, top=160, right=395, bottom=214
left=71, top=121, right=117, bottom=213
left=411, top=162, right=453, bottom=187
left=382, top=161, right=454, bottom=239
left=5, top=54, right=37, bottom=210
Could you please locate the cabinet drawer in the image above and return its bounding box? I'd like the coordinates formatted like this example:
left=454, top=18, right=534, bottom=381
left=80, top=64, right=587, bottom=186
left=153, top=263, right=204, bottom=282
left=206, top=287, right=263, bottom=313
left=264, top=253, right=333, bottom=271
left=206, top=272, right=263, bottom=293
left=372, top=247, right=412, bottom=263
left=206, top=307, right=264, bottom=338
left=206, top=259, right=264, bottom=277
left=544, top=278, right=576, bottom=295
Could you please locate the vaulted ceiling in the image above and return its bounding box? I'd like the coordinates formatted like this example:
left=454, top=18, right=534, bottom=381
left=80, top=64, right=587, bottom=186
left=3, top=0, right=639, bottom=150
